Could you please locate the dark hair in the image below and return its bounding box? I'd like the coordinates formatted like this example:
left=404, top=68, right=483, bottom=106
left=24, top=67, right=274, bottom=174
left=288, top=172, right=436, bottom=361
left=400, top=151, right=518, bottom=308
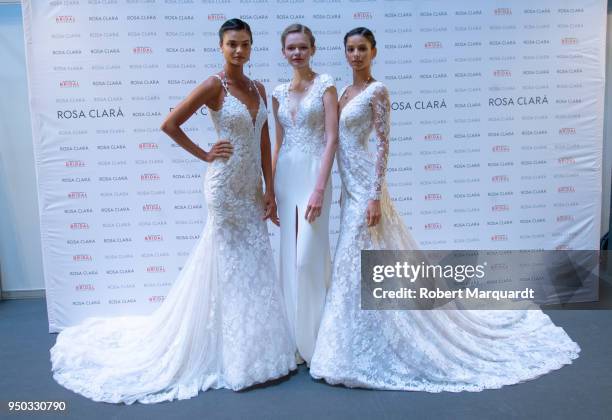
left=281, top=23, right=316, bottom=48
left=218, top=18, right=253, bottom=44
left=343, top=27, right=376, bottom=49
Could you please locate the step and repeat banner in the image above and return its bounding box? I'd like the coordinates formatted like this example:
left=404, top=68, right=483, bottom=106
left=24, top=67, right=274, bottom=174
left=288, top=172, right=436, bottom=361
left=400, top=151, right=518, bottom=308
left=21, top=1, right=606, bottom=331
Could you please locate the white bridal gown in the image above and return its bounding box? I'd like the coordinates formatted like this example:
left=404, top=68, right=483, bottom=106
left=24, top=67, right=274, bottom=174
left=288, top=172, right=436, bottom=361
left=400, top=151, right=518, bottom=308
left=309, top=82, right=581, bottom=391
left=50, top=75, right=297, bottom=404
left=272, top=73, right=335, bottom=364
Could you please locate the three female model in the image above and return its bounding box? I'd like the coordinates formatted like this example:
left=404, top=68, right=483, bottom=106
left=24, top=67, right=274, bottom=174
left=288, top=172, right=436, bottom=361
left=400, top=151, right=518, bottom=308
left=48, top=19, right=580, bottom=404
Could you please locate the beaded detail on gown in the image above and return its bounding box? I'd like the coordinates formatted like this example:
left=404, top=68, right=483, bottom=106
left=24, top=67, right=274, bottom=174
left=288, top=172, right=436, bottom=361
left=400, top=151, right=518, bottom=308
left=309, top=82, right=580, bottom=392
left=50, top=75, right=297, bottom=404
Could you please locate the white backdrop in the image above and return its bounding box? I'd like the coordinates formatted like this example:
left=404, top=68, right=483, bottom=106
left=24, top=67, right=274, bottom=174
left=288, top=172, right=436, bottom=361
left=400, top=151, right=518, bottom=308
left=20, top=1, right=606, bottom=332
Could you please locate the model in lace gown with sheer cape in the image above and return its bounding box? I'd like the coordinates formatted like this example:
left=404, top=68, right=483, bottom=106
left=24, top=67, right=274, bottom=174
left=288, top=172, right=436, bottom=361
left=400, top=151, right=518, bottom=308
left=50, top=74, right=296, bottom=404
left=309, top=82, right=580, bottom=392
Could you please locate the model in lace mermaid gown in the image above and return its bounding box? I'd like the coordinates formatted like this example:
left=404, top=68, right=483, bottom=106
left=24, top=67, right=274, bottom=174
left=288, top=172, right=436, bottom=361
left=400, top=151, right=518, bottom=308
left=50, top=74, right=296, bottom=404
left=309, top=81, right=580, bottom=392
left=272, top=73, right=335, bottom=364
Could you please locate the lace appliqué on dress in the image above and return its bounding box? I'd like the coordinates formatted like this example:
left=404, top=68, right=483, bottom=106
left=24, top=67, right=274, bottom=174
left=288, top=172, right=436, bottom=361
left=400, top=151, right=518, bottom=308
left=310, top=80, right=580, bottom=393
left=369, top=84, right=390, bottom=201
left=273, top=74, right=335, bottom=157
left=49, top=75, right=297, bottom=404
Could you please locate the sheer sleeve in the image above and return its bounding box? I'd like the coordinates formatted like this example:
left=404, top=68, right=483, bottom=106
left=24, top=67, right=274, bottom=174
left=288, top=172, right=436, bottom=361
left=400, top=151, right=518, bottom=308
left=369, top=83, right=391, bottom=201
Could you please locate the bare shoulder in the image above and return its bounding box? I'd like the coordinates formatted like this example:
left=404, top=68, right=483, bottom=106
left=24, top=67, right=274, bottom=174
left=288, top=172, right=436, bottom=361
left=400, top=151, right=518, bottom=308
left=201, top=75, right=224, bottom=94
left=183, top=76, right=221, bottom=100
left=183, top=75, right=224, bottom=110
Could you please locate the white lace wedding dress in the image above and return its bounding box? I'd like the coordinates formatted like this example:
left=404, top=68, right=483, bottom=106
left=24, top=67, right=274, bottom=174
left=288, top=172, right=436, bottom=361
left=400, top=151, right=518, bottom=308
left=50, top=75, right=297, bottom=404
left=309, top=82, right=581, bottom=392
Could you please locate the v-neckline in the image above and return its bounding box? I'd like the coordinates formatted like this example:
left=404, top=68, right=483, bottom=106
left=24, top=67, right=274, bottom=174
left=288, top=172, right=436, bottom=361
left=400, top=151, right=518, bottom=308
left=227, top=91, right=261, bottom=129
left=286, top=73, right=319, bottom=125
left=339, top=81, right=378, bottom=116
left=213, top=73, right=262, bottom=130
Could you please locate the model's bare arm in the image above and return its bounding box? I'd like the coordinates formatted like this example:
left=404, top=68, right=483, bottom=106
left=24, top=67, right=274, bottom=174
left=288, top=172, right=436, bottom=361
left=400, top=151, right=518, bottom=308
left=256, top=82, right=279, bottom=225
left=160, top=76, right=233, bottom=162
left=271, top=96, right=284, bottom=177
left=304, top=86, right=339, bottom=222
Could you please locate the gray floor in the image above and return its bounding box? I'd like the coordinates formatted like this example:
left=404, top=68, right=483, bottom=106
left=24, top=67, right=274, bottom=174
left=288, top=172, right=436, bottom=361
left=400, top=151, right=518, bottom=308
left=0, top=299, right=610, bottom=420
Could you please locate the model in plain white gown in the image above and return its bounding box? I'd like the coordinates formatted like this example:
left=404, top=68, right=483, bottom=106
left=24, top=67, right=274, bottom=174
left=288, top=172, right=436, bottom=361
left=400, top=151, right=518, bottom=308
left=272, top=73, right=335, bottom=364
left=309, top=81, right=581, bottom=391
left=50, top=75, right=297, bottom=404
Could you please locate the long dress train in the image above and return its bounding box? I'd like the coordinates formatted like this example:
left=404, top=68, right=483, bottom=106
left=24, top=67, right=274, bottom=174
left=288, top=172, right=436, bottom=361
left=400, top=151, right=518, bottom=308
left=309, top=82, right=580, bottom=392
left=50, top=75, right=297, bottom=404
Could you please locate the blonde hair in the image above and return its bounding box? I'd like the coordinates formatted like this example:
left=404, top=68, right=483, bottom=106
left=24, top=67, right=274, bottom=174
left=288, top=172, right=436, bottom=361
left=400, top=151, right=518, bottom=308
left=281, top=23, right=315, bottom=49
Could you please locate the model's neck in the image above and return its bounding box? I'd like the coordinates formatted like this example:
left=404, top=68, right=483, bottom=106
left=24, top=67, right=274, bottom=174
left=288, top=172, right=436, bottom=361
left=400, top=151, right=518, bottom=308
left=224, top=64, right=245, bottom=80
left=292, top=66, right=315, bottom=82
left=352, top=68, right=373, bottom=86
